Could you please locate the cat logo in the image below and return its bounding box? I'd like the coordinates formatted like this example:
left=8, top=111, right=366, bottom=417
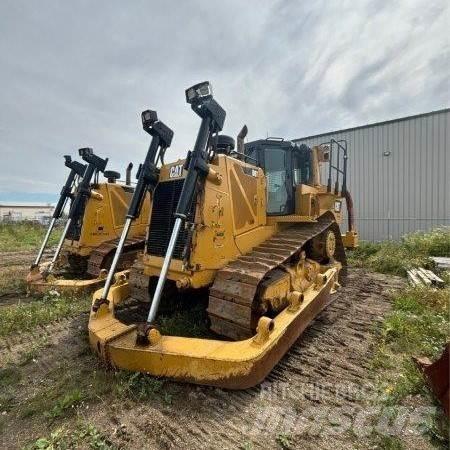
left=169, top=164, right=184, bottom=179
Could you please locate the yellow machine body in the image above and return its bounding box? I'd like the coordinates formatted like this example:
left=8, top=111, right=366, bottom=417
left=142, top=153, right=350, bottom=289
left=89, top=142, right=357, bottom=388
left=64, top=182, right=149, bottom=257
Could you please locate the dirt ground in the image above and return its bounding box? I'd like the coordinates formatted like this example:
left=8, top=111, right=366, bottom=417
left=0, top=256, right=440, bottom=449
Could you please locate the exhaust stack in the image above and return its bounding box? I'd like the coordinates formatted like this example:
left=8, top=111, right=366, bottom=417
left=126, top=162, right=133, bottom=185
left=237, top=124, right=248, bottom=155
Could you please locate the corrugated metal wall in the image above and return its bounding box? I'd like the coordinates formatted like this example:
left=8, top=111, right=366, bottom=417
left=294, top=109, right=450, bottom=241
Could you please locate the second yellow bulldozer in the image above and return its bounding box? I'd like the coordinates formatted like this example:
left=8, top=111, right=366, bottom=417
left=89, top=82, right=358, bottom=389
left=27, top=149, right=150, bottom=293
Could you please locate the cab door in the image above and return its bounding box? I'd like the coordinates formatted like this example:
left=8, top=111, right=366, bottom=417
left=262, top=146, right=294, bottom=215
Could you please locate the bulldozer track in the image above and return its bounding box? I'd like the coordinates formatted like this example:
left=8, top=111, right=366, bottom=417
left=86, top=235, right=146, bottom=277
left=128, top=257, right=151, bottom=302
left=207, top=214, right=346, bottom=340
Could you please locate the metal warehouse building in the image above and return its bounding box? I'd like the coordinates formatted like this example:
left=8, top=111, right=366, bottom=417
left=294, top=108, right=450, bottom=241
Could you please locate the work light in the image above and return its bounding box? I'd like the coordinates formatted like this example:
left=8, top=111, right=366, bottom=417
left=141, top=110, right=158, bottom=130
left=78, top=147, right=93, bottom=158
left=185, top=81, right=213, bottom=104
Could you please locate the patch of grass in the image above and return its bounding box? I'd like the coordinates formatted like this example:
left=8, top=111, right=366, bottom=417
left=0, top=367, right=22, bottom=413
left=0, top=291, right=90, bottom=337
left=0, top=265, right=28, bottom=296
left=276, top=433, right=292, bottom=449
left=0, top=393, right=16, bottom=412
left=382, top=287, right=449, bottom=358
left=402, top=227, right=450, bottom=257
left=44, top=388, right=85, bottom=420
left=347, top=227, right=450, bottom=276
left=372, top=432, right=404, bottom=449
left=376, top=286, right=450, bottom=402
left=372, top=285, right=450, bottom=447
left=382, top=360, right=427, bottom=404
left=20, top=365, right=88, bottom=420
left=371, top=344, right=394, bottom=370
left=0, top=221, right=62, bottom=252
left=347, top=241, right=383, bottom=265
left=157, top=300, right=211, bottom=337
left=0, top=366, right=21, bottom=388
left=25, top=423, right=115, bottom=450
left=19, top=336, right=51, bottom=365
left=0, top=367, right=21, bottom=413
left=420, top=409, right=450, bottom=448
left=113, top=371, right=164, bottom=400
left=241, top=442, right=254, bottom=450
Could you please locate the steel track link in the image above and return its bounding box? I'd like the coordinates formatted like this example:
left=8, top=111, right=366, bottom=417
left=86, top=235, right=146, bottom=277
left=128, top=257, right=151, bottom=302
left=207, top=215, right=347, bottom=340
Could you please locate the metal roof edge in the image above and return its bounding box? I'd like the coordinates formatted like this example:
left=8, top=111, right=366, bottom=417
left=293, top=107, right=450, bottom=142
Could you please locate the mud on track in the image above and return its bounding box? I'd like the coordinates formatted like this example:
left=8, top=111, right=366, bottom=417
left=2, top=268, right=433, bottom=450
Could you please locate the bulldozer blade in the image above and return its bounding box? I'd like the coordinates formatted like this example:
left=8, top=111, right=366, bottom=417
left=89, top=266, right=339, bottom=389
left=28, top=270, right=129, bottom=295
left=26, top=266, right=46, bottom=283
left=413, top=342, right=450, bottom=417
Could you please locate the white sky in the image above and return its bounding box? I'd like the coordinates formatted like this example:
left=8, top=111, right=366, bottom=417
left=0, top=0, right=448, bottom=196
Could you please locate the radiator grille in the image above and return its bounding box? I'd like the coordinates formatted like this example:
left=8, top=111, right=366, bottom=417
left=146, top=179, right=195, bottom=259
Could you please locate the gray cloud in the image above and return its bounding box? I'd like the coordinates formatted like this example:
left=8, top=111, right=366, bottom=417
left=0, top=0, right=448, bottom=196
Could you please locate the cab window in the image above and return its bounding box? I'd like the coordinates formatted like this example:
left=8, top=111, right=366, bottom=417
left=293, top=145, right=311, bottom=185
left=265, top=147, right=290, bottom=214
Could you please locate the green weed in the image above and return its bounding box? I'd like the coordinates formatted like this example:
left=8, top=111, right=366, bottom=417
left=20, top=366, right=87, bottom=420
left=0, top=366, right=21, bottom=388
left=372, top=285, right=450, bottom=447
left=0, top=221, right=62, bottom=252
left=383, top=287, right=449, bottom=357
left=347, top=227, right=450, bottom=276
left=156, top=300, right=211, bottom=338
left=0, top=265, right=28, bottom=296
left=419, top=409, right=450, bottom=448
left=241, top=442, right=254, bottom=450
left=26, top=423, right=115, bottom=450
left=0, top=292, right=90, bottom=337
left=372, top=432, right=404, bottom=449
left=113, top=371, right=164, bottom=400
left=276, top=433, right=292, bottom=449
left=44, top=388, right=85, bottom=420
left=19, top=336, right=51, bottom=366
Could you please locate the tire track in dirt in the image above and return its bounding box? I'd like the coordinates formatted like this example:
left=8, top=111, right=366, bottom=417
left=96, top=268, right=406, bottom=450
left=0, top=312, right=90, bottom=367
left=0, top=249, right=53, bottom=267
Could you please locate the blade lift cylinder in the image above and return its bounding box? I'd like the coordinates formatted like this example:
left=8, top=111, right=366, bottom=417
left=45, top=149, right=108, bottom=276
left=32, top=156, right=86, bottom=269
left=92, top=111, right=174, bottom=311
left=139, top=82, right=226, bottom=342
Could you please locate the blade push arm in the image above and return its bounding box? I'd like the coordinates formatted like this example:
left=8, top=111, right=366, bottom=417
left=92, top=110, right=174, bottom=310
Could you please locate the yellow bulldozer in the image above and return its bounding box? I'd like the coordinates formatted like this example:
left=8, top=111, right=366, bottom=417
left=27, top=149, right=150, bottom=293
left=89, top=82, right=358, bottom=389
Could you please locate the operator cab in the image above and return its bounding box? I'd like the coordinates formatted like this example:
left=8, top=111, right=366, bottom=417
left=244, top=138, right=312, bottom=216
